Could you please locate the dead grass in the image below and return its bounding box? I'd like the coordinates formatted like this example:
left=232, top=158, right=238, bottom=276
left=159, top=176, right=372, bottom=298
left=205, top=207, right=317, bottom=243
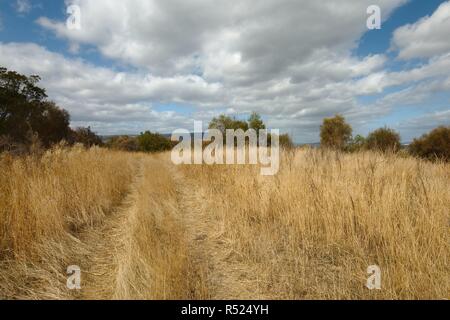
left=0, top=145, right=138, bottom=258
left=181, top=148, right=450, bottom=299
left=0, top=147, right=207, bottom=300
left=110, top=155, right=207, bottom=299
left=0, top=146, right=448, bottom=300
left=0, top=145, right=141, bottom=298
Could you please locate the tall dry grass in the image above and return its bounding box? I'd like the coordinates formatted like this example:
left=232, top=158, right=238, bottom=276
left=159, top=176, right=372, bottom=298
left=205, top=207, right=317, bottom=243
left=0, top=146, right=448, bottom=300
left=182, top=148, right=450, bottom=299
left=0, top=145, right=141, bottom=299
left=108, top=156, right=208, bottom=299
left=0, top=148, right=205, bottom=300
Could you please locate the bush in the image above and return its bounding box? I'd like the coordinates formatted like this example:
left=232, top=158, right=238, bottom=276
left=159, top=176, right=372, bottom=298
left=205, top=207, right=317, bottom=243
left=0, top=67, right=71, bottom=149
left=366, top=127, right=401, bottom=152
left=137, top=131, right=173, bottom=152
left=209, top=114, right=249, bottom=136
left=248, top=112, right=266, bottom=132
left=346, top=134, right=366, bottom=152
left=320, top=114, right=352, bottom=150
left=107, top=135, right=139, bottom=152
left=409, top=126, right=450, bottom=162
left=279, top=133, right=294, bottom=149
left=72, top=127, right=104, bottom=147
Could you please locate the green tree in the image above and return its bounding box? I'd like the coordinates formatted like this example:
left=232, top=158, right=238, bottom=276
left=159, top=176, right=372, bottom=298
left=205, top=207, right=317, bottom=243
left=209, top=115, right=249, bottom=134
left=320, top=114, right=352, bottom=150
left=278, top=133, right=294, bottom=149
left=409, top=126, right=450, bottom=162
left=248, top=112, right=266, bottom=132
left=34, top=101, right=71, bottom=147
left=209, top=115, right=233, bottom=134
left=347, top=134, right=366, bottom=152
left=366, top=127, right=401, bottom=152
left=72, top=127, right=104, bottom=147
left=137, top=131, right=173, bottom=152
left=0, top=67, right=71, bottom=149
left=208, top=115, right=249, bottom=148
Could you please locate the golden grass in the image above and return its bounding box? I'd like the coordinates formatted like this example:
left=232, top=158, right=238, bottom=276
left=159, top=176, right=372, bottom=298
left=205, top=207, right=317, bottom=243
left=0, top=147, right=206, bottom=299
left=0, top=146, right=140, bottom=298
left=0, top=146, right=448, bottom=300
left=181, top=148, right=449, bottom=299
left=0, top=145, right=138, bottom=258
left=110, top=156, right=207, bottom=299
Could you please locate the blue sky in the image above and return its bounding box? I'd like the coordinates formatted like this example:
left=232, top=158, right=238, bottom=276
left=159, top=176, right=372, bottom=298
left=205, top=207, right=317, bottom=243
left=0, top=1, right=117, bottom=68
left=354, top=0, right=449, bottom=137
left=356, top=0, right=446, bottom=56
left=1, top=0, right=449, bottom=142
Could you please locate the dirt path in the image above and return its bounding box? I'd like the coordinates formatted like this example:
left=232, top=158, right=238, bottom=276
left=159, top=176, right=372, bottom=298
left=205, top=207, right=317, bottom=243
left=72, top=160, right=145, bottom=300
left=171, top=164, right=268, bottom=300
left=72, top=157, right=266, bottom=300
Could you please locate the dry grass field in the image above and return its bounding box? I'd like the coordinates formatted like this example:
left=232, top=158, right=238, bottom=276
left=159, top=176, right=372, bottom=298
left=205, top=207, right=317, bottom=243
left=0, top=146, right=448, bottom=300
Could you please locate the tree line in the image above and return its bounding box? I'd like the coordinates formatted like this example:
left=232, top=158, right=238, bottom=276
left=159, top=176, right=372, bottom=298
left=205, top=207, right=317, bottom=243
left=0, top=67, right=103, bottom=153
left=1, top=67, right=448, bottom=161
left=0, top=67, right=173, bottom=154
left=107, top=113, right=294, bottom=151
left=320, top=114, right=449, bottom=161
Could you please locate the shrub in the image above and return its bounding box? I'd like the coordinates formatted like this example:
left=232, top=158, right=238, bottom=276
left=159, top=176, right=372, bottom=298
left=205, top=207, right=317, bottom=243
left=248, top=112, right=266, bottom=132
left=209, top=114, right=249, bottom=136
left=71, top=127, right=104, bottom=147
left=409, top=126, right=450, bottom=162
left=107, top=135, right=139, bottom=152
left=366, top=127, right=401, bottom=152
left=137, top=131, right=173, bottom=152
left=320, top=114, right=352, bottom=150
left=279, top=133, right=294, bottom=149
left=346, top=134, right=366, bottom=152
left=0, top=67, right=71, bottom=149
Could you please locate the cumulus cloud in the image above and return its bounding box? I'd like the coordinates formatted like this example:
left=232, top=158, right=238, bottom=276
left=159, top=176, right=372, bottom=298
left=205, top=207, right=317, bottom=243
left=34, top=0, right=409, bottom=136
left=399, top=110, right=450, bottom=131
left=1, top=0, right=447, bottom=141
left=0, top=41, right=414, bottom=139
left=0, top=43, right=225, bottom=104
left=392, top=1, right=450, bottom=59
left=352, top=52, right=450, bottom=95
left=37, top=0, right=405, bottom=78
left=0, top=42, right=210, bottom=134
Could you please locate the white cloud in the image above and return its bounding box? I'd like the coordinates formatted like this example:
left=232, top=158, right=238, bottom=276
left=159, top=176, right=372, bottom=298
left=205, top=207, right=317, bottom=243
left=37, top=0, right=405, bottom=77
left=0, top=42, right=223, bottom=105
left=34, top=0, right=407, bottom=132
left=398, top=110, right=450, bottom=140
left=15, top=0, right=32, bottom=14
left=0, top=42, right=217, bottom=134
left=0, top=41, right=408, bottom=139
left=392, top=1, right=450, bottom=59
left=34, top=0, right=408, bottom=125
left=1, top=0, right=447, bottom=141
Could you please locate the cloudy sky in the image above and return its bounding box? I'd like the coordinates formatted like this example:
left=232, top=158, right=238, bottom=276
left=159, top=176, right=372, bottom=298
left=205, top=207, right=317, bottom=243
left=0, top=0, right=449, bottom=142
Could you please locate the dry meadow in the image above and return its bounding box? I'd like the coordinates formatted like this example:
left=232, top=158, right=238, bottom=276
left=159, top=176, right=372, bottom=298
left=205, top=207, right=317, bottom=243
left=0, top=146, right=448, bottom=299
